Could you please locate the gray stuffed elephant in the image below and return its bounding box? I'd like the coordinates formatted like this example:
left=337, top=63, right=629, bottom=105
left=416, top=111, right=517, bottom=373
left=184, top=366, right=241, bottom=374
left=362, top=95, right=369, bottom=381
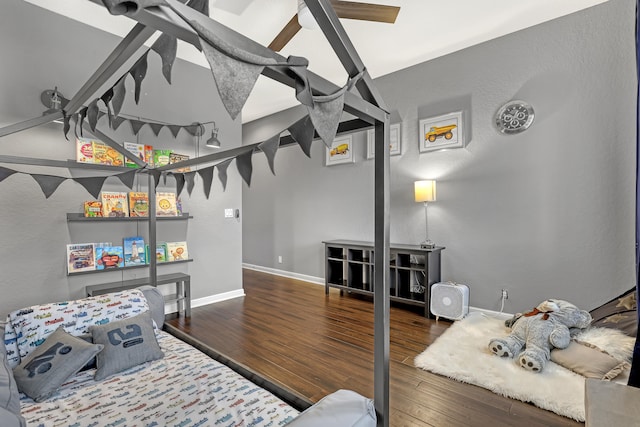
left=488, top=299, right=592, bottom=372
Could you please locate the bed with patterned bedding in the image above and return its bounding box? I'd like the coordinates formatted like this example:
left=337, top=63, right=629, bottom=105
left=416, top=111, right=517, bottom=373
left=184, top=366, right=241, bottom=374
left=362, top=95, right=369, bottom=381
left=0, top=288, right=299, bottom=427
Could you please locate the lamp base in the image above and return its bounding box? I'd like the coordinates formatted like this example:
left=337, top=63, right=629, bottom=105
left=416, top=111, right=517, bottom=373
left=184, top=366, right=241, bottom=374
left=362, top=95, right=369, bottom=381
left=420, top=239, right=435, bottom=249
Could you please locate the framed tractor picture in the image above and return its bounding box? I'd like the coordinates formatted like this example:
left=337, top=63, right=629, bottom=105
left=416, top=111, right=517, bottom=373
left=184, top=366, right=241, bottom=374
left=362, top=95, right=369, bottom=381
left=325, top=134, right=354, bottom=166
left=419, top=111, right=464, bottom=153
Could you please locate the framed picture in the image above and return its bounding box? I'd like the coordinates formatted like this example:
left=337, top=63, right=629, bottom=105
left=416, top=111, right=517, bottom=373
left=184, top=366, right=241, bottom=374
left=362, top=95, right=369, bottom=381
left=366, top=123, right=401, bottom=159
left=419, top=111, right=464, bottom=153
left=325, top=134, right=355, bottom=166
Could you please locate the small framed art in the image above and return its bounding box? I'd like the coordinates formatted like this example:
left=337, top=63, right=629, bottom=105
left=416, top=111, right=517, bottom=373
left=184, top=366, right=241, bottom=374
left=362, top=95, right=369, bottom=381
left=325, top=134, right=354, bottom=166
left=419, top=111, right=464, bottom=153
left=366, top=123, right=401, bottom=159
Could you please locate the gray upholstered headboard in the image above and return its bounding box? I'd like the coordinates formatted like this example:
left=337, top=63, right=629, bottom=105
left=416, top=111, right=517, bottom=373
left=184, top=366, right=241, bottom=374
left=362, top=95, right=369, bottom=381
left=138, top=285, right=165, bottom=329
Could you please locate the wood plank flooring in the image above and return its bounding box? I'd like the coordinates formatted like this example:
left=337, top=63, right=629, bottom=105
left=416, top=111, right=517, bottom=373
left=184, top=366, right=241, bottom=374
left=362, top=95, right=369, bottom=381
left=166, top=269, right=583, bottom=427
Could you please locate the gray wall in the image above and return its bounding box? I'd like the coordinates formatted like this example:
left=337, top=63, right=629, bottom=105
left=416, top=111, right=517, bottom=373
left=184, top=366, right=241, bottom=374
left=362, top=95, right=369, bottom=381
left=242, top=0, right=637, bottom=313
left=0, top=0, right=243, bottom=316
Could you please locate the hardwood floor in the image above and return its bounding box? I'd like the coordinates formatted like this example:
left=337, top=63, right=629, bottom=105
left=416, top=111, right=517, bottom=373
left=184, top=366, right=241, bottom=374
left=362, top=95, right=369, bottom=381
left=166, top=269, right=582, bottom=427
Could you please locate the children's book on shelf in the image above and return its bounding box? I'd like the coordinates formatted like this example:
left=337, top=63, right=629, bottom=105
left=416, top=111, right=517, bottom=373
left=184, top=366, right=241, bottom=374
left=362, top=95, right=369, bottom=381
left=166, top=241, right=188, bottom=262
left=144, top=145, right=154, bottom=167
left=83, top=201, right=102, bottom=217
left=93, top=141, right=124, bottom=167
left=123, top=236, right=146, bottom=267
left=76, top=138, right=94, bottom=163
left=146, top=243, right=168, bottom=263
left=169, top=152, right=191, bottom=172
left=66, top=243, right=96, bottom=274
left=123, top=142, right=145, bottom=168
left=128, top=192, right=149, bottom=217
left=95, top=246, right=124, bottom=270
left=156, top=192, right=178, bottom=216
left=101, top=191, right=129, bottom=217
left=153, top=149, right=173, bottom=167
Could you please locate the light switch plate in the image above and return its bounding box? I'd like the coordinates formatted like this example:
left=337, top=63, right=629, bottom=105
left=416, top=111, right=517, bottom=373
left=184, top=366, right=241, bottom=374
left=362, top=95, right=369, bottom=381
left=224, top=208, right=234, bottom=218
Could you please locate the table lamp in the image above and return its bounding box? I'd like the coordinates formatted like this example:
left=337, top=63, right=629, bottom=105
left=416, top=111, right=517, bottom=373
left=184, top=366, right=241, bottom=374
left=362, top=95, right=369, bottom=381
left=414, top=180, right=436, bottom=249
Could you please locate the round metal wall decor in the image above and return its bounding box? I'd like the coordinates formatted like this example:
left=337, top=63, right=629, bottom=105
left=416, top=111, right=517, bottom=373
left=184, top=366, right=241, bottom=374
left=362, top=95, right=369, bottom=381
left=495, top=100, right=535, bottom=134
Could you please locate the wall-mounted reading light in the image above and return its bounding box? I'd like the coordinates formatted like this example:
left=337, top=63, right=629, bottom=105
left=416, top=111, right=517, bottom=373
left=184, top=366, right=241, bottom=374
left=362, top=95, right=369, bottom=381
left=205, top=122, right=221, bottom=148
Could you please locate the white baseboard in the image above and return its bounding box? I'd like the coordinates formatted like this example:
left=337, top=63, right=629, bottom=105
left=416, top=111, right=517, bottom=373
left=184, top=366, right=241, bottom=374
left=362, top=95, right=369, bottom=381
left=242, top=263, right=324, bottom=285
left=164, top=289, right=245, bottom=313
left=469, top=306, right=513, bottom=319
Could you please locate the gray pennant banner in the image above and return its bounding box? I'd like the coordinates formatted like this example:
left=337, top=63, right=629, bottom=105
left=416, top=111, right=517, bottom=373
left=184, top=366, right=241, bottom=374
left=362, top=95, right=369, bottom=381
left=184, top=171, right=196, bottom=195
left=148, top=169, right=162, bottom=189
left=73, top=176, right=108, bottom=199
left=112, top=76, right=126, bottom=117
left=307, top=89, right=346, bottom=148
left=258, top=134, right=280, bottom=176
left=116, top=169, right=137, bottom=189
left=31, top=174, right=66, bottom=199
left=77, top=107, right=88, bottom=137
left=197, top=165, right=215, bottom=199
left=151, top=33, right=177, bottom=84
left=112, top=116, right=127, bottom=130
left=168, top=125, right=182, bottom=138
left=130, top=51, right=149, bottom=104
left=235, top=149, right=254, bottom=187
left=174, top=173, right=185, bottom=196
left=0, top=166, right=17, bottom=182
left=288, top=115, right=315, bottom=158
left=87, top=99, right=99, bottom=131
left=149, top=122, right=164, bottom=136
left=63, top=114, right=71, bottom=141
left=216, top=158, right=232, bottom=191
left=130, top=120, right=146, bottom=135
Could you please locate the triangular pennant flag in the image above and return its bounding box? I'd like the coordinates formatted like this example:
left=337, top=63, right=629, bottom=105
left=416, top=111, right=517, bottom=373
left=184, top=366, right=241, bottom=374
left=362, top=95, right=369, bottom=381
left=130, top=119, right=146, bottom=135
left=287, top=56, right=313, bottom=107
left=97, top=111, right=107, bottom=121
left=73, top=113, right=81, bottom=140
left=235, top=149, right=254, bottom=187
left=216, top=158, right=232, bottom=191
left=307, top=88, right=346, bottom=147
left=31, top=174, right=66, bottom=199
left=151, top=33, right=177, bottom=84
left=101, top=88, right=114, bottom=126
left=149, top=122, right=164, bottom=136
left=168, top=125, right=182, bottom=138
left=116, top=169, right=137, bottom=189
left=184, top=125, right=200, bottom=136
left=197, top=165, right=215, bottom=199
left=184, top=171, right=197, bottom=196
left=162, top=172, right=168, bottom=186
left=73, top=176, right=108, bottom=199
left=147, top=169, right=162, bottom=189
left=288, top=115, right=315, bottom=158
left=0, top=166, right=17, bottom=182
left=187, top=0, right=209, bottom=15
left=112, top=76, right=126, bottom=117
left=174, top=173, right=185, bottom=196
left=77, top=107, right=88, bottom=137
left=112, top=116, right=127, bottom=130
left=87, top=99, right=100, bottom=131
left=129, top=51, right=149, bottom=104
left=258, top=134, right=280, bottom=176
left=63, top=113, right=71, bottom=141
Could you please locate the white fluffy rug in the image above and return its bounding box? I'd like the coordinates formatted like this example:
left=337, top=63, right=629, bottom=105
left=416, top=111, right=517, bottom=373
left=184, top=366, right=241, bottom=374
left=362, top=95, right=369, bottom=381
left=414, top=312, right=633, bottom=422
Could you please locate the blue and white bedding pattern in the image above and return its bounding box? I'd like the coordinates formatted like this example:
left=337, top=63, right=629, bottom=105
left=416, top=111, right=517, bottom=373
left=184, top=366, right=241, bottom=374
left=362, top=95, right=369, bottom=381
left=20, top=331, right=299, bottom=427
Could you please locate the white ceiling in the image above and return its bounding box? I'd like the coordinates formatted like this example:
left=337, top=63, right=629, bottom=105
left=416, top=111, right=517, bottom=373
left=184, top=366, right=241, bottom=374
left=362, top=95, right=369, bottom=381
left=26, top=0, right=608, bottom=123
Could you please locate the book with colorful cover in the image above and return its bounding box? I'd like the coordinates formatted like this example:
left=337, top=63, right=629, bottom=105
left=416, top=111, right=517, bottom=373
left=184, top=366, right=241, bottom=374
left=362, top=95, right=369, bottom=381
left=93, top=141, right=124, bottom=167
left=128, top=192, right=149, bottom=217
left=123, top=142, right=145, bottom=168
left=156, top=192, right=178, bottom=216
left=101, top=191, right=129, bottom=217
left=95, top=246, right=124, bottom=270
left=123, top=236, right=146, bottom=267
left=76, top=138, right=94, bottom=163
left=169, top=152, right=191, bottom=172
left=66, top=243, right=96, bottom=274
left=166, top=241, right=188, bottom=262
left=83, top=201, right=102, bottom=217
left=146, top=243, right=168, bottom=263
left=153, top=149, right=173, bottom=167
left=144, top=145, right=154, bottom=167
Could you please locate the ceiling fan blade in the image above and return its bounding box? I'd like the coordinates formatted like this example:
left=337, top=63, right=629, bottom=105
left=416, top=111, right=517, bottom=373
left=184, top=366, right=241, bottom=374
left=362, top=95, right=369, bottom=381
left=268, top=14, right=302, bottom=52
left=331, top=1, right=400, bottom=23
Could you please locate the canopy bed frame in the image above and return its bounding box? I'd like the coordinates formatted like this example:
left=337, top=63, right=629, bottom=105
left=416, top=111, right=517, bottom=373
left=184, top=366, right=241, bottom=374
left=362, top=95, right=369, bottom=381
left=0, top=0, right=394, bottom=426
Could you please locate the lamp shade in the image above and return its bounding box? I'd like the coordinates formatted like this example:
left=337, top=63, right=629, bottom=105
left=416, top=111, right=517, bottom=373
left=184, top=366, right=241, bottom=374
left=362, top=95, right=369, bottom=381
left=414, top=180, right=436, bottom=203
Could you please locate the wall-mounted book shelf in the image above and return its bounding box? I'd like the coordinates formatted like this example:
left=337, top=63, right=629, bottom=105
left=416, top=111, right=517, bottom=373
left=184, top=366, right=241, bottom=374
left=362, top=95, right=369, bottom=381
left=66, top=213, right=192, bottom=222
left=67, top=258, right=193, bottom=276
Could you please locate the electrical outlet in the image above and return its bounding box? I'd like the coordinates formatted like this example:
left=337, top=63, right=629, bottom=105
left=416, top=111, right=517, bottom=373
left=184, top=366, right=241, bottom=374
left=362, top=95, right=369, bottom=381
left=501, top=289, right=508, bottom=300
left=278, top=256, right=283, bottom=264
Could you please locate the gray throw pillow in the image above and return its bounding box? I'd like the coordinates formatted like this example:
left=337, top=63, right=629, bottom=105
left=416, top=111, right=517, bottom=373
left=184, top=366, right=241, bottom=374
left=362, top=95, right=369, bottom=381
left=13, top=327, right=103, bottom=402
left=90, top=311, right=163, bottom=381
left=0, top=323, right=24, bottom=425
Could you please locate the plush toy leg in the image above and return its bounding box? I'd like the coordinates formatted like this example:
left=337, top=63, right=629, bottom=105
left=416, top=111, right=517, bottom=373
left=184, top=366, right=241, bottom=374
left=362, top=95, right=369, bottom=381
left=518, top=346, right=549, bottom=373
left=549, top=327, right=571, bottom=350
left=488, top=336, right=523, bottom=358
